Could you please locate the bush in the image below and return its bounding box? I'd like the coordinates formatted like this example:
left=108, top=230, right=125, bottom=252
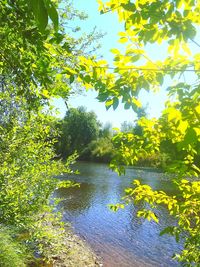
left=0, top=227, right=29, bottom=267
left=137, top=152, right=171, bottom=169
left=81, top=137, right=114, bottom=163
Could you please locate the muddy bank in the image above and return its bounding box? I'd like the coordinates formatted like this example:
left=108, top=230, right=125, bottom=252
left=51, top=230, right=102, bottom=267
left=33, top=218, right=102, bottom=267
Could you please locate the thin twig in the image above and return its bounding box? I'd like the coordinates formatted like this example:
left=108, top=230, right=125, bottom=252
left=189, top=38, right=200, bottom=49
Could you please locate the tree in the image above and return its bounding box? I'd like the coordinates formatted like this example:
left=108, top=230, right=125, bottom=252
left=75, top=0, right=200, bottom=265
left=0, top=1, right=102, bottom=265
left=57, top=106, right=101, bottom=158
left=79, top=121, right=114, bottom=163
left=121, top=121, right=134, bottom=133
left=1, top=0, right=102, bottom=110
left=99, top=122, right=113, bottom=138
left=83, top=137, right=114, bottom=163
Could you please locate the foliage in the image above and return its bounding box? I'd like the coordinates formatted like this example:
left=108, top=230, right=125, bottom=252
left=121, top=179, right=200, bottom=265
left=82, top=137, right=115, bottom=163
left=56, top=108, right=115, bottom=162
left=0, top=0, right=102, bottom=106
left=0, top=110, right=77, bottom=227
left=99, top=122, right=113, bottom=138
left=84, top=122, right=114, bottom=163
left=87, top=0, right=200, bottom=265
left=29, top=212, right=72, bottom=264
left=120, top=121, right=134, bottom=133
left=57, top=106, right=101, bottom=158
left=0, top=90, right=78, bottom=262
left=0, top=227, right=30, bottom=267
left=119, top=107, right=170, bottom=167
left=0, top=0, right=101, bottom=265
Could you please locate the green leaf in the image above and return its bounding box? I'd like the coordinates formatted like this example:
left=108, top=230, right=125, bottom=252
left=119, top=37, right=128, bottom=43
left=84, top=75, right=91, bottom=83
left=113, top=97, right=119, bottom=110
left=150, top=212, right=159, bottom=223
left=53, top=32, right=64, bottom=44
left=110, top=48, right=120, bottom=54
left=184, top=128, right=197, bottom=145
left=121, top=2, right=136, bottom=12
left=105, top=99, right=113, bottom=110
left=69, top=75, right=74, bottom=84
left=30, top=0, right=48, bottom=32
left=97, top=92, right=109, bottom=102
left=124, top=102, right=131, bottom=109
left=46, top=2, right=59, bottom=31
left=183, top=23, right=196, bottom=40
left=156, top=73, right=164, bottom=85
left=133, top=180, right=140, bottom=186
left=131, top=55, right=140, bottom=62
left=159, top=226, right=175, bottom=236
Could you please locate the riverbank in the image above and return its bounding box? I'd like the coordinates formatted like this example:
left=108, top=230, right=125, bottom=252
left=48, top=230, right=101, bottom=267
left=32, top=216, right=102, bottom=267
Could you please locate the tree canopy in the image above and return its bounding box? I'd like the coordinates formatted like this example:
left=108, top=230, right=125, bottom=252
left=57, top=106, right=101, bottom=158
left=0, top=1, right=101, bottom=265
left=93, top=1, right=200, bottom=265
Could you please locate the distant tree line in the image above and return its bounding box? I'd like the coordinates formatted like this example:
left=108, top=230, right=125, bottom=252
left=55, top=106, right=200, bottom=170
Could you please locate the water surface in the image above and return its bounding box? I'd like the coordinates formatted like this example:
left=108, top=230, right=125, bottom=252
left=55, top=162, right=182, bottom=267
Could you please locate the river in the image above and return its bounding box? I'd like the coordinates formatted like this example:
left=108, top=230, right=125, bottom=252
left=55, top=161, right=182, bottom=267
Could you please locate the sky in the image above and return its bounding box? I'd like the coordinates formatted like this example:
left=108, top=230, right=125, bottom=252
left=54, top=0, right=168, bottom=128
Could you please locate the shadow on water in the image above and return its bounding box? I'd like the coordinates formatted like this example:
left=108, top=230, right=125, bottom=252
left=54, top=161, right=182, bottom=267
left=56, top=183, right=96, bottom=215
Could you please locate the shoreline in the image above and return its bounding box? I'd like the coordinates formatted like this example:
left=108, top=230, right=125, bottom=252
left=35, top=221, right=102, bottom=267
left=56, top=230, right=102, bottom=267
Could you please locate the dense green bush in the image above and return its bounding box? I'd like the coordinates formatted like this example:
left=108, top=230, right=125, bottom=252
left=0, top=227, right=30, bottom=267
left=81, top=137, right=115, bottom=163
left=0, top=0, right=95, bottom=264
left=136, top=152, right=170, bottom=169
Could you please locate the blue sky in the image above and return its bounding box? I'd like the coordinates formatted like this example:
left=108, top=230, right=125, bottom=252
left=54, top=0, right=168, bottom=128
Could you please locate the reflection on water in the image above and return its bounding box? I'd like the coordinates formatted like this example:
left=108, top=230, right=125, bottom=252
left=55, top=162, right=182, bottom=267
